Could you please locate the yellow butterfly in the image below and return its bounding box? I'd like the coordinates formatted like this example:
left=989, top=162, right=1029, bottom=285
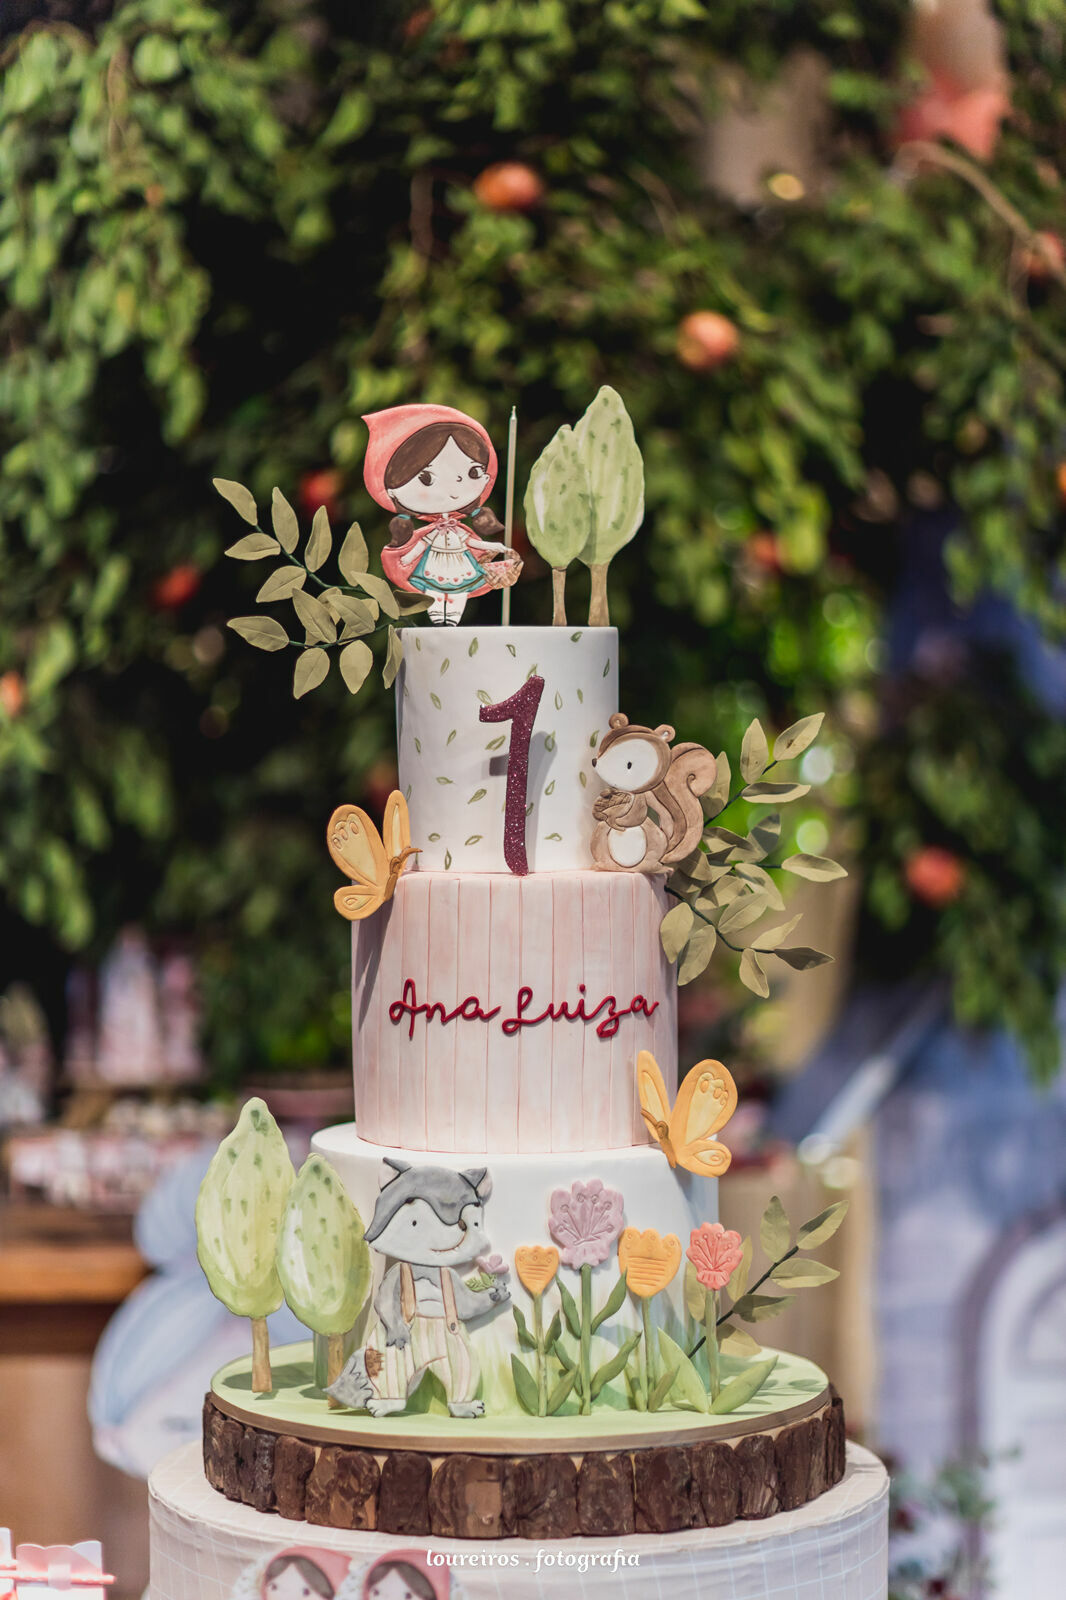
left=637, top=1050, right=738, bottom=1176
left=327, top=790, right=419, bottom=921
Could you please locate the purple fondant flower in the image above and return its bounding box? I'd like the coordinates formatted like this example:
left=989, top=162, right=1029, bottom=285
left=548, top=1178, right=625, bottom=1269
left=476, top=1253, right=509, bottom=1279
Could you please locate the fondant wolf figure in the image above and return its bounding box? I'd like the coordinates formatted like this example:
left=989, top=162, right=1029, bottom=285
left=327, top=1159, right=509, bottom=1418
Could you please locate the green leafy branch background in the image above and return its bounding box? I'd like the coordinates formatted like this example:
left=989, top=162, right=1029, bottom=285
left=2, top=0, right=1065, bottom=1078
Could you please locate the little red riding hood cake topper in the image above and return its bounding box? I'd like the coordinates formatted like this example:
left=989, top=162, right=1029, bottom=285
left=363, top=404, right=521, bottom=626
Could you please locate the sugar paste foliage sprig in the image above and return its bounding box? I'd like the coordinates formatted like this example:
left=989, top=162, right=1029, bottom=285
left=659, top=1196, right=848, bottom=1416
left=214, top=478, right=428, bottom=700
left=524, top=386, right=643, bottom=628
left=658, top=712, right=848, bottom=992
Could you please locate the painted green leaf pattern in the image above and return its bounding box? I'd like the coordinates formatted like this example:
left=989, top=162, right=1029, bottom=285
left=430, top=692, right=441, bottom=709
left=485, top=735, right=505, bottom=750
left=446, top=729, right=457, bottom=745
left=468, top=638, right=479, bottom=656
left=469, top=788, right=486, bottom=803
left=436, top=776, right=453, bottom=785
left=465, top=834, right=482, bottom=846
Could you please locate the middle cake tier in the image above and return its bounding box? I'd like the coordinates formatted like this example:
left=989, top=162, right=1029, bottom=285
left=351, top=870, right=677, bottom=1153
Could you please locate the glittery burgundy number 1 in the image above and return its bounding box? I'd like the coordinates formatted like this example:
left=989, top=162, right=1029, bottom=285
left=479, top=675, right=545, bottom=876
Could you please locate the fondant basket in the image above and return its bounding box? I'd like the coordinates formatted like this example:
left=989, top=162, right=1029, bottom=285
left=479, top=552, right=522, bottom=589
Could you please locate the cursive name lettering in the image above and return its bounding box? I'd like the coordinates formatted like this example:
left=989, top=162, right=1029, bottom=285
left=388, top=979, right=657, bottom=1042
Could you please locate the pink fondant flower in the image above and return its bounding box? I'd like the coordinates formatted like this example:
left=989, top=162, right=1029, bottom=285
left=687, top=1222, right=744, bottom=1291
left=549, top=1179, right=625, bottom=1269
left=476, top=1253, right=509, bottom=1279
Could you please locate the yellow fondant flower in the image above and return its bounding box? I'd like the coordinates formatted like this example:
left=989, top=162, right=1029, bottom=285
left=617, top=1227, right=682, bottom=1299
left=514, top=1244, right=559, bottom=1297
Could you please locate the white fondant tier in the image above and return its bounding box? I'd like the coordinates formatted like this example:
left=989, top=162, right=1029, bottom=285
left=311, top=1124, right=712, bottom=1413
left=396, top=625, right=617, bottom=874
left=351, top=871, right=676, bottom=1153
left=150, top=1441, right=889, bottom=1600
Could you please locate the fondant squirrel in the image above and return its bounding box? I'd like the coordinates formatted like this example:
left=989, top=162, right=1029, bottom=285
left=591, top=714, right=717, bottom=874
left=327, top=1160, right=509, bottom=1419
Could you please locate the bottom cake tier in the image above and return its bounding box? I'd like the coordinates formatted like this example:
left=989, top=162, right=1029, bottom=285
left=150, top=1438, right=889, bottom=1600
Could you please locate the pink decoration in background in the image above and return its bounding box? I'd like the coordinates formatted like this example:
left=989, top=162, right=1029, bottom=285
left=687, top=1222, right=745, bottom=1291
left=11, top=1542, right=114, bottom=1598
left=476, top=1253, right=509, bottom=1278
left=549, top=1178, right=625, bottom=1268
left=478, top=675, right=545, bottom=876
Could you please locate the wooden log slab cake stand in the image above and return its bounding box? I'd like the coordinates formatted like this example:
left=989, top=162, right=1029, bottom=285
left=203, top=1382, right=846, bottom=1539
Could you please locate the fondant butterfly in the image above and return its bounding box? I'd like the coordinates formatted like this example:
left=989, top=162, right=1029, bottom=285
left=327, top=790, right=419, bottom=921
left=637, top=1050, right=738, bottom=1175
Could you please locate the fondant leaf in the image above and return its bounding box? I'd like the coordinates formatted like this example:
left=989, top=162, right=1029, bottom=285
left=339, top=640, right=373, bottom=695
left=678, top=923, right=717, bottom=985
left=701, top=751, right=730, bottom=818
left=352, top=570, right=399, bottom=618
left=213, top=477, right=258, bottom=526
left=228, top=616, right=288, bottom=653
left=543, top=1310, right=562, bottom=1352
left=796, top=1201, right=849, bottom=1249
left=293, top=647, right=329, bottom=698
left=552, top=1338, right=575, bottom=1373
left=292, top=589, right=337, bottom=645
left=557, top=1279, right=581, bottom=1339
left=742, top=781, right=811, bottom=803
left=740, top=718, right=769, bottom=783
left=305, top=505, right=332, bottom=572
left=718, top=1322, right=762, bottom=1357
left=710, top=1354, right=778, bottom=1414
left=226, top=532, right=278, bottom=560
left=717, top=892, right=768, bottom=937
left=771, top=1258, right=839, bottom=1288
left=730, top=1292, right=795, bottom=1323
left=271, top=487, right=299, bottom=553
left=781, top=853, right=848, bottom=882
left=256, top=566, right=306, bottom=604
left=750, top=914, right=802, bottom=951
left=545, top=1368, right=578, bottom=1415
left=773, top=713, right=824, bottom=761
left=382, top=626, right=403, bottom=689
left=771, top=946, right=834, bottom=971
left=657, top=1329, right=709, bottom=1413
left=760, top=1194, right=791, bottom=1260
left=510, top=1354, right=539, bottom=1415
left=684, top=1259, right=707, bottom=1321
left=726, top=1236, right=753, bottom=1302
left=338, top=521, right=369, bottom=581
left=738, top=947, right=769, bottom=997
left=590, top=1330, right=641, bottom=1398
left=512, top=1304, right=537, bottom=1351
left=590, top=1272, right=627, bottom=1333
left=648, top=1363, right=679, bottom=1412
left=660, top=901, right=694, bottom=963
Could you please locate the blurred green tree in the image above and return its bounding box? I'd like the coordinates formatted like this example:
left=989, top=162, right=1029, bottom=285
left=1, top=0, right=1064, bottom=1079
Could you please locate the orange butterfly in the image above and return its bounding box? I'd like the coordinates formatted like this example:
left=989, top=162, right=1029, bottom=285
left=327, top=791, right=419, bottom=921
left=637, top=1050, right=738, bottom=1176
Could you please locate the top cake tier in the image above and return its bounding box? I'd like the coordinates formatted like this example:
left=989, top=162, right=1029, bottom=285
left=396, top=625, right=618, bottom=874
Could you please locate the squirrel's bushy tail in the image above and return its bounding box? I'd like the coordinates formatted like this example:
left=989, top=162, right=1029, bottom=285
left=657, top=744, right=718, bottom=865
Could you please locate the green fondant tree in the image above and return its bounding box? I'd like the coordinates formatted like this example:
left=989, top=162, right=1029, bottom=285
left=196, top=1098, right=295, bottom=1393
left=277, top=1154, right=372, bottom=1395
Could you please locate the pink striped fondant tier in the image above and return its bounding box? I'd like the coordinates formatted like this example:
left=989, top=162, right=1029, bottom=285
left=351, top=870, right=677, bottom=1154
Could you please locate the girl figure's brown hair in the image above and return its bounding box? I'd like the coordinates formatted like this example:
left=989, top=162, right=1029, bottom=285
left=363, top=1559, right=438, bottom=1600
left=383, top=423, right=491, bottom=517
left=263, top=1556, right=336, bottom=1598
